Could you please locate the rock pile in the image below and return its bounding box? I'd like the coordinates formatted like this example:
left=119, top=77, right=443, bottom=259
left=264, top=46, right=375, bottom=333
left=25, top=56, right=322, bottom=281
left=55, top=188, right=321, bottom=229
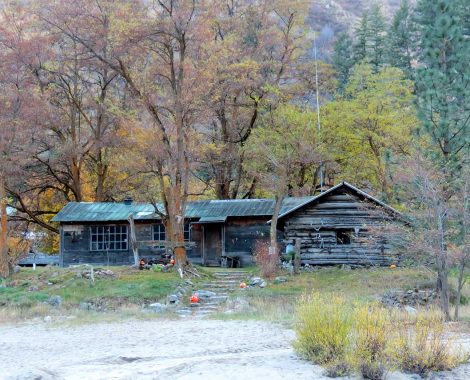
left=77, top=269, right=114, bottom=279
left=381, top=288, right=437, bottom=307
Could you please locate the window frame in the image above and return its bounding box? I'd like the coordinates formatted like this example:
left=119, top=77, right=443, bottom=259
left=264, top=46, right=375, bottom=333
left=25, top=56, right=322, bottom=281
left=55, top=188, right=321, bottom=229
left=184, top=223, right=191, bottom=242
left=153, top=223, right=166, bottom=249
left=90, top=225, right=128, bottom=251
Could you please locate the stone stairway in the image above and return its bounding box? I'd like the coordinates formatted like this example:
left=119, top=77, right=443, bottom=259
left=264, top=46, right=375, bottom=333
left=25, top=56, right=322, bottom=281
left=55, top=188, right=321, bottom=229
left=176, top=270, right=248, bottom=317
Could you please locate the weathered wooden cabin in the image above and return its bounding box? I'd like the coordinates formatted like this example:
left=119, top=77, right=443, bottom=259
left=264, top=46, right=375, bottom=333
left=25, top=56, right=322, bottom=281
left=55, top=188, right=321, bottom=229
left=276, top=182, right=402, bottom=266
left=52, top=197, right=310, bottom=267
left=52, top=181, right=402, bottom=267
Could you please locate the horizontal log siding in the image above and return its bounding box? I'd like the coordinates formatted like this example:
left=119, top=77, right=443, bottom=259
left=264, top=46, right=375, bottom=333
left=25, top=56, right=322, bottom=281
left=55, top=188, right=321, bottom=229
left=283, top=192, right=399, bottom=266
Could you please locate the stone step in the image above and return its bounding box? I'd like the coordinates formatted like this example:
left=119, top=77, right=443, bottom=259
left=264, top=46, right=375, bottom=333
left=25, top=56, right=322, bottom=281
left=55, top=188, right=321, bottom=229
left=201, top=283, right=236, bottom=288
left=213, top=272, right=248, bottom=277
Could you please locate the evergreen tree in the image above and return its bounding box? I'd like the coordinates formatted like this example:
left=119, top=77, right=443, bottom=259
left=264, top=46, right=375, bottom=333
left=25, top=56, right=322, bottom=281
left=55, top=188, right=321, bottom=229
left=388, top=0, right=414, bottom=77
left=414, top=0, right=470, bottom=169
left=332, top=32, right=354, bottom=93
left=353, top=12, right=369, bottom=64
left=367, top=4, right=387, bottom=72
left=352, top=6, right=388, bottom=72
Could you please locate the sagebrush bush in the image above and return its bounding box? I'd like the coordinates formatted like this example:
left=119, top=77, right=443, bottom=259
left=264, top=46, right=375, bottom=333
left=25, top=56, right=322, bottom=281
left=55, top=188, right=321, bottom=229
left=352, top=303, right=389, bottom=379
left=388, top=309, right=463, bottom=374
left=324, top=361, right=352, bottom=378
left=295, top=294, right=464, bottom=378
left=294, top=293, right=353, bottom=364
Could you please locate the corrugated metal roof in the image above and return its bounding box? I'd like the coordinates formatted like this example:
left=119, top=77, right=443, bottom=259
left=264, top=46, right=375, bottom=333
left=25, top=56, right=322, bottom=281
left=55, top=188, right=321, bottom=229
left=52, top=197, right=313, bottom=223
left=273, top=181, right=402, bottom=221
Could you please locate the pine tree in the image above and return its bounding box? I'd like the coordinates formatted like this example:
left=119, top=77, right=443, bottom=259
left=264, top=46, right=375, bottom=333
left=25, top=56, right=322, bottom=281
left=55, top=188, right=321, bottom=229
left=367, top=4, right=387, bottom=72
left=353, top=6, right=387, bottom=72
left=353, top=13, right=369, bottom=64
left=388, top=0, right=414, bottom=77
left=414, top=0, right=470, bottom=168
left=332, top=32, right=354, bottom=93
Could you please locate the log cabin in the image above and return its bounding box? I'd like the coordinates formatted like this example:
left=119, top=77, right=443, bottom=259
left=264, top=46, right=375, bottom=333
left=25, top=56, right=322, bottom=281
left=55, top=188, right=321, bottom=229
left=51, top=182, right=402, bottom=267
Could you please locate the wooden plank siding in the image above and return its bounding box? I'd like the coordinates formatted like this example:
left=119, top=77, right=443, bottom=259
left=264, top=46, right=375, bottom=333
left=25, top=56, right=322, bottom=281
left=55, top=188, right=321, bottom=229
left=281, top=191, right=399, bottom=266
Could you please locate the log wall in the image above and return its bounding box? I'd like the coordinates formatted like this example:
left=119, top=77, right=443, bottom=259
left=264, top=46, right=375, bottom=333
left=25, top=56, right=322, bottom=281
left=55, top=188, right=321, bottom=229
left=282, top=191, right=399, bottom=266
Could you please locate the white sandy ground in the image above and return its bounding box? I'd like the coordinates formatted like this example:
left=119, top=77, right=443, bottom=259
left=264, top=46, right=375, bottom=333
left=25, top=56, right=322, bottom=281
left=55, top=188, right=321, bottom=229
left=1, top=319, right=470, bottom=380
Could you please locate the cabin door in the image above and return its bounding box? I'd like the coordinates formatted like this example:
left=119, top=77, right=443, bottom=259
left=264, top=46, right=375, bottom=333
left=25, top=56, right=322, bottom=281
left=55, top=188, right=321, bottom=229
left=203, top=224, right=223, bottom=266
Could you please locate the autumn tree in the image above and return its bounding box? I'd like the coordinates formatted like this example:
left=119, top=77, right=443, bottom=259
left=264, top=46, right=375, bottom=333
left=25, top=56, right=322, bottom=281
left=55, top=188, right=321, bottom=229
left=38, top=0, right=221, bottom=266
left=394, top=154, right=469, bottom=320
left=198, top=0, right=308, bottom=199
left=244, top=104, right=322, bottom=251
left=321, top=64, right=416, bottom=198
left=0, top=9, right=39, bottom=276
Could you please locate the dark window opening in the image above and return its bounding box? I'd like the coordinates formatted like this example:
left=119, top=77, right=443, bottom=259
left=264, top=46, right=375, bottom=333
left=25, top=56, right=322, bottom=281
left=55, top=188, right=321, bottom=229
left=336, top=229, right=352, bottom=245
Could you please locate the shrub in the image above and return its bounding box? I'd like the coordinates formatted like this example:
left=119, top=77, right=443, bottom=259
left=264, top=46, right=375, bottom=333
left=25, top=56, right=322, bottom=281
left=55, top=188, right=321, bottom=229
left=294, top=293, right=353, bottom=364
left=295, top=294, right=464, bottom=378
left=352, top=303, right=389, bottom=379
left=324, top=361, right=352, bottom=378
left=253, top=240, right=279, bottom=278
left=388, top=309, right=462, bottom=375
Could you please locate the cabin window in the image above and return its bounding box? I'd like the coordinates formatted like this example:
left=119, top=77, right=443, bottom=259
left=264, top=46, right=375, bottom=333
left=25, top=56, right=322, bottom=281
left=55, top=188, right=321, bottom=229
left=184, top=223, right=191, bottom=242
left=153, top=223, right=190, bottom=247
left=90, top=225, right=128, bottom=251
left=153, top=224, right=166, bottom=248
left=336, top=229, right=352, bottom=245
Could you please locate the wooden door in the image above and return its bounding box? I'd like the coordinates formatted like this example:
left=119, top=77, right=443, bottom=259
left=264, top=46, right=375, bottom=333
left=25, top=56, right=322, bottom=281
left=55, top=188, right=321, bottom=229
left=203, top=224, right=222, bottom=266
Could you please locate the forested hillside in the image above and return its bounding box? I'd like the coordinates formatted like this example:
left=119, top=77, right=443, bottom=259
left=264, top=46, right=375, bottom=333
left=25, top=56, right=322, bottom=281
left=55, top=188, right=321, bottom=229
left=0, top=0, right=468, bottom=300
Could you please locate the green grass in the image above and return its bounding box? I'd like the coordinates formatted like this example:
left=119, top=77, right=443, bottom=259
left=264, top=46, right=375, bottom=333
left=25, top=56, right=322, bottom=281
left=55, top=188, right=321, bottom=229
left=0, top=266, right=180, bottom=310
left=212, top=267, right=438, bottom=322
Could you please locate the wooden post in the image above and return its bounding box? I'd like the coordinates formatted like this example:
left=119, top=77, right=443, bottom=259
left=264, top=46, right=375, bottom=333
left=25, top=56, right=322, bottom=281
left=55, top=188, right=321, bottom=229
left=128, top=215, right=139, bottom=267
left=294, top=239, right=301, bottom=275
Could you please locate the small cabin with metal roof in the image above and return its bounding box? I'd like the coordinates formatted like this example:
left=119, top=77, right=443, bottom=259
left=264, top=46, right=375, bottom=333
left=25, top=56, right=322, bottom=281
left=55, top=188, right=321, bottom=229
left=52, top=197, right=312, bottom=267
left=52, top=182, right=402, bottom=267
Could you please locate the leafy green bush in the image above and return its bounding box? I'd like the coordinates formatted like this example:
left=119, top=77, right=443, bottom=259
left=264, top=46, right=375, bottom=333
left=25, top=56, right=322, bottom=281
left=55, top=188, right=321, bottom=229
left=294, top=293, right=353, bottom=364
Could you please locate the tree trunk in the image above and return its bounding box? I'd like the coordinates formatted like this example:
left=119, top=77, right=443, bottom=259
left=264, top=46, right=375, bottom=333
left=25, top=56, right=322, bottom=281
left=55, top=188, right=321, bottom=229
left=437, top=254, right=451, bottom=320
left=454, top=262, right=465, bottom=320
left=128, top=215, right=139, bottom=267
left=270, top=193, right=284, bottom=254
left=0, top=174, right=10, bottom=278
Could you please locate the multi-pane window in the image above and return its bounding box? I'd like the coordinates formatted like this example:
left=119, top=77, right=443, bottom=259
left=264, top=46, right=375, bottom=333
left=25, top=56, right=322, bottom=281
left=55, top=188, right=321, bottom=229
left=184, top=223, right=191, bottom=242
left=90, top=225, right=128, bottom=251
left=153, top=224, right=166, bottom=248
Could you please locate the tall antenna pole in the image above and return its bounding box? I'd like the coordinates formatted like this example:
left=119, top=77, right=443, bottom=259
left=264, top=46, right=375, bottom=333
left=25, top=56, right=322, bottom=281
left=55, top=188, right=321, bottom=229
left=313, top=31, right=323, bottom=192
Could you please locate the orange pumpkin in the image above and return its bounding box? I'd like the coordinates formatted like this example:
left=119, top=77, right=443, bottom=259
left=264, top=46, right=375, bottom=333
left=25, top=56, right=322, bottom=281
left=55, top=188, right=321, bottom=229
left=190, top=294, right=200, bottom=303
left=239, top=282, right=247, bottom=289
left=390, top=264, right=397, bottom=269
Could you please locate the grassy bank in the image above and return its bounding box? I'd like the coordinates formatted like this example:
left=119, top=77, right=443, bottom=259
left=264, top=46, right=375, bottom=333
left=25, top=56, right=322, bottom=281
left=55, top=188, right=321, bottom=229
left=214, top=267, right=444, bottom=322
left=0, top=266, right=180, bottom=323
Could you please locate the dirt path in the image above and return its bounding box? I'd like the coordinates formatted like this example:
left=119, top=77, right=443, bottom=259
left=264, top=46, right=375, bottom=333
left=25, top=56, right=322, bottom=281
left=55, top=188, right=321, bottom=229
left=2, top=319, right=470, bottom=380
